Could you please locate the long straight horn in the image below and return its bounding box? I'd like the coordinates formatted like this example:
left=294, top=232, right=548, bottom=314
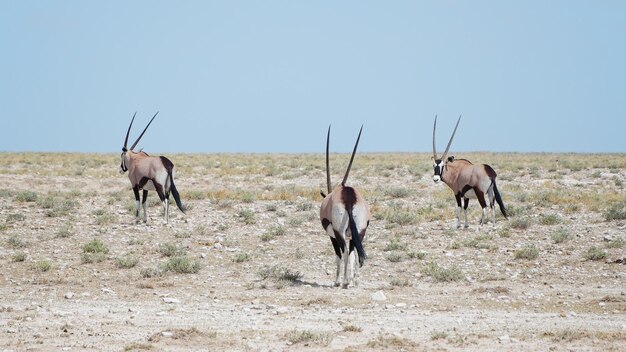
left=432, top=114, right=438, bottom=159
left=325, top=125, right=332, bottom=194
left=123, top=112, right=137, bottom=151
left=441, top=114, right=461, bottom=161
left=129, top=111, right=159, bottom=151
left=341, top=125, right=363, bottom=187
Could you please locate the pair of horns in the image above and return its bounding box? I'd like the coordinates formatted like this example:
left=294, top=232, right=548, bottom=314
left=432, top=115, right=461, bottom=161
left=123, top=112, right=159, bottom=152
left=325, top=125, right=363, bottom=193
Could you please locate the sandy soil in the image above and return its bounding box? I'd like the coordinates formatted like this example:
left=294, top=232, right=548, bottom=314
left=0, top=153, right=624, bottom=351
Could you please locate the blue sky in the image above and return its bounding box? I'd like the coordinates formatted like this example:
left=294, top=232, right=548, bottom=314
left=1, top=1, right=624, bottom=153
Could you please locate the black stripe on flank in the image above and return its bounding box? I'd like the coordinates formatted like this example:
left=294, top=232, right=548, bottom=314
left=460, top=185, right=473, bottom=197
left=321, top=218, right=331, bottom=230
left=138, top=177, right=152, bottom=189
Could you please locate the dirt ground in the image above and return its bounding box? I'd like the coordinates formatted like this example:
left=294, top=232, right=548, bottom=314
left=0, top=152, right=624, bottom=351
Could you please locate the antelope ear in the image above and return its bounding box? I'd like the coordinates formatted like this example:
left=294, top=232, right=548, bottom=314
left=448, top=156, right=455, bottom=162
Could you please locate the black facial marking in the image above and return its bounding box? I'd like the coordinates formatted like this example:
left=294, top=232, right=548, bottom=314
left=434, top=159, right=443, bottom=176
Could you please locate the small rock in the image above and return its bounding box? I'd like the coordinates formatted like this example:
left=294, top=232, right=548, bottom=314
left=396, top=303, right=407, bottom=308
left=163, top=297, right=180, bottom=304
left=200, top=253, right=207, bottom=259
left=371, top=291, right=387, bottom=301
left=161, top=331, right=174, bottom=338
left=498, top=334, right=511, bottom=343
left=64, top=292, right=75, bottom=299
left=214, top=243, right=223, bottom=250
left=101, top=288, right=114, bottom=294
left=603, top=235, right=613, bottom=242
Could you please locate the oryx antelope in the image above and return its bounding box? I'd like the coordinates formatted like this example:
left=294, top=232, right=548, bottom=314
left=119, top=112, right=185, bottom=224
left=432, top=115, right=508, bottom=228
left=320, top=125, right=371, bottom=288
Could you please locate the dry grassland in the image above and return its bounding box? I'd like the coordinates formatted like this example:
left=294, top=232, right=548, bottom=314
left=0, top=152, right=625, bottom=351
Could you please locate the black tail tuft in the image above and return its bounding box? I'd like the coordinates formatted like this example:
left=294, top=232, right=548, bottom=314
left=347, top=208, right=367, bottom=267
left=493, top=181, right=507, bottom=219
left=168, top=173, right=185, bottom=214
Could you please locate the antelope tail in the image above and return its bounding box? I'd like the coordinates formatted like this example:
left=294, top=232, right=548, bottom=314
left=493, top=181, right=507, bottom=219
left=347, top=208, right=366, bottom=267
left=169, top=174, right=185, bottom=214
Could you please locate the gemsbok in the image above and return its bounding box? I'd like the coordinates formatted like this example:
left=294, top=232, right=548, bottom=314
left=320, top=125, right=371, bottom=288
left=432, top=115, right=508, bottom=228
left=119, top=112, right=185, bottom=224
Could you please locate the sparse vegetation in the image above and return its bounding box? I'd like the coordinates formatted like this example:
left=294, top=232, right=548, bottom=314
left=115, top=254, right=139, bottom=269
left=539, top=213, right=561, bottom=225
left=551, top=228, right=571, bottom=244
left=423, top=261, right=463, bottom=282
left=258, top=265, right=302, bottom=282
left=158, top=243, right=185, bottom=257
left=509, top=217, right=532, bottom=230
left=285, top=330, right=332, bottom=346
left=515, top=245, right=539, bottom=260
left=15, top=190, right=37, bottom=202
left=12, top=252, right=27, bottom=262
left=585, top=247, right=607, bottom=261
left=7, top=235, right=27, bottom=248
left=1, top=152, right=625, bottom=350
left=233, top=252, right=251, bottom=263
left=163, top=256, right=201, bottom=274
left=238, top=209, right=256, bottom=225
left=82, top=239, right=109, bottom=263
left=604, top=201, right=626, bottom=221
left=33, top=260, right=52, bottom=272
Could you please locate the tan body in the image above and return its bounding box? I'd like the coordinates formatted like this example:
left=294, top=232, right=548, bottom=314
left=432, top=116, right=507, bottom=228
left=320, top=126, right=370, bottom=288
left=119, top=113, right=185, bottom=224
left=434, top=157, right=506, bottom=228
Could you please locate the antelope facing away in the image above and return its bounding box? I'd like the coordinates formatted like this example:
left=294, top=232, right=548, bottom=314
left=320, top=125, right=371, bottom=288
left=119, top=112, right=185, bottom=224
left=432, top=115, right=508, bottom=228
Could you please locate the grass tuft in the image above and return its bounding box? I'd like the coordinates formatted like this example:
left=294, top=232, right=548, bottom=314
left=163, top=256, right=201, bottom=274
left=585, top=247, right=607, bottom=261
left=422, top=261, right=463, bottom=282
left=515, top=245, right=539, bottom=260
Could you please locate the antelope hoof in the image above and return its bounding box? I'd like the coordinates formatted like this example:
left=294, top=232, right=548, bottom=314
left=464, top=224, right=469, bottom=229
left=334, top=282, right=341, bottom=287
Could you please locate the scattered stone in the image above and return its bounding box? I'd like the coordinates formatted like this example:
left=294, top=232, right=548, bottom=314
left=163, top=297, right=180, bottom=304
left=64, top=292, right=75, bottom=299
left=371, top=291, right=386, bottom=301
left=498, top=334, right=511, bottom=343
left=161, top=331, right=174, bottom=338
left=200, top=253, right=207, bottom=259
left=396, top=303, right=407, bottom=308
left=101, top=288, right=114, bottom=294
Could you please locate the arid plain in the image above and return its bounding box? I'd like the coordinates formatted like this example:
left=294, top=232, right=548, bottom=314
left=0, top=152, right=624, bottom=351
